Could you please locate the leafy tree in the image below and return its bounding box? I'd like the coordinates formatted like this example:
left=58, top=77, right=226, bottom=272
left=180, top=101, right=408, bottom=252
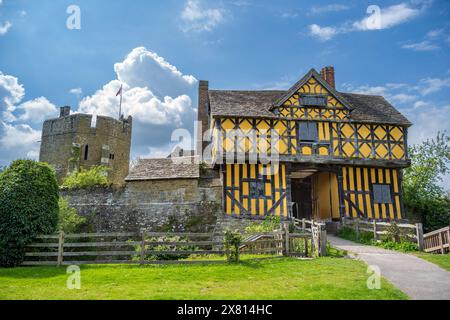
left=58, top=197, right=86, bottom=233
left=0, top=160, right=59, bottom=267
left=403, top=132, right=450, bottom=232
left=61, top=165, right=110, bottom=189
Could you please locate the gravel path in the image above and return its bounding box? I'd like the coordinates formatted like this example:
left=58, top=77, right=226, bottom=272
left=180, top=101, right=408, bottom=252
left=328, top=235, right=450, bottom=300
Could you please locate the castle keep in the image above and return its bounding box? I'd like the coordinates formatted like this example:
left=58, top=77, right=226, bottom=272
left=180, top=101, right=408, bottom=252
left=39, top=106, right=132, bottom=185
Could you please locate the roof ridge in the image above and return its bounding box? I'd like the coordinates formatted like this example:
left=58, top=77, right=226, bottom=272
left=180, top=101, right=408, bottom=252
left=341, top=92, right=384, bottom=98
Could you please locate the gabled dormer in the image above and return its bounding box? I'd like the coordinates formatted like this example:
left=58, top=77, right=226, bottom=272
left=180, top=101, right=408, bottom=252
left=272, top=67, right=353, bottom=121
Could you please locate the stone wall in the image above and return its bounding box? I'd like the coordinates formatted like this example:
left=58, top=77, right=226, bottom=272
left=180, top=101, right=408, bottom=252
left=60, top=177, right=223, bottom=233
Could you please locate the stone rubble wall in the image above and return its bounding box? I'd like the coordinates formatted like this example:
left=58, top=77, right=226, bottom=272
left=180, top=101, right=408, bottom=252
left=60, top=177, right=223, bottom=233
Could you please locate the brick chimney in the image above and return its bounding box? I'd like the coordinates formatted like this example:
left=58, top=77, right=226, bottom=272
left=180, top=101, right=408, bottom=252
left=320, top=66, right=335, bottom=88
left=196, top=80, right=209, bottom=156
left=59, top=106, right=71, bottom=118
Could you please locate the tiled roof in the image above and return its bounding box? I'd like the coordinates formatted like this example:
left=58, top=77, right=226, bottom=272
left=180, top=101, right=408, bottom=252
left=209, top=90, right=411, bottom=126
left=125, top=156, right=199, bottom=181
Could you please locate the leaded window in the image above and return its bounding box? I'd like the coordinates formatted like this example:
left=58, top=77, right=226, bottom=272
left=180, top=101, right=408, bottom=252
left=250, top=180, right=265, bottom=198
left=298, top=122, right=318, bottom=142
left=300, top=95, right=327, bottom=106
left=373, top=184, right=392, bottom=204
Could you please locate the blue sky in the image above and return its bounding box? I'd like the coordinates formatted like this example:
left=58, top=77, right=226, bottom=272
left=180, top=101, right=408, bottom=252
left=1, top=0, right=450, bottom=184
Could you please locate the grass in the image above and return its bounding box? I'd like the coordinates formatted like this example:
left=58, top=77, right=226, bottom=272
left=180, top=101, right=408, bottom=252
left=0, top=257, right=408, bottom=300
left=414, top=252, right=450, bottom=271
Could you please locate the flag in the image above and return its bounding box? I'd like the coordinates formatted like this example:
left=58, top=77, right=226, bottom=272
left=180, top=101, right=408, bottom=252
left=116, top=84, right=123, bottom=97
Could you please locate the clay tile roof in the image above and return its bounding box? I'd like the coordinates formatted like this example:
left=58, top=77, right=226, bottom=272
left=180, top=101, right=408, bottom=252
left=339, top=93, right=411, bottom=126
left=209, top=90, right=284, bottom=118
left=209, top=90, right=411, bottom=126
left=125, top=156, right=199, bottom=181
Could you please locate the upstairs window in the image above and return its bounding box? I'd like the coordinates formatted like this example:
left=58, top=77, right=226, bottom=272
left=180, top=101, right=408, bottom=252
left=373, top=184, right=392, bottom=204
left=298, top=122, right=318, bottom=142
left=300, top=95, right=327, bottom=107
left=250, top=180, right=265, bottom=198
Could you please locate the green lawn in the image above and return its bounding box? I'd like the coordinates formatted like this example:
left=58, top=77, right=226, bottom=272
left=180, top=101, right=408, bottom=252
left=415, top=252, right=450, bottom=271
left=0, top=257, right=407, bottom=300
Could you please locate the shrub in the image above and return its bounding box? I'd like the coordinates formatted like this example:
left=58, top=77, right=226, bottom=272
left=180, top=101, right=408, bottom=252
left=58, top=197, right=86, bottom=233
left=245, top=215, right=281, bottom=233
left=337, top=226, right=373, bottom=245
left=0, top=160, right=59, bottom=267
left=61, top=165, right=110, bottom=189
left=337, top=226, right=418, bottom=252
left=224, top=229, right=243, bottom=263
left=377, top=239, right=418, bottom=252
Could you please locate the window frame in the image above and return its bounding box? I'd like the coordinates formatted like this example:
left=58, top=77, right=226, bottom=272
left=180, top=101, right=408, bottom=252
left=372, top=184, right=392, bottom=204
left=298, top=122, right=318, bottom=142
left=299, top=94, right=327, bottom=107
left=249, top=180, right=265, bottom=199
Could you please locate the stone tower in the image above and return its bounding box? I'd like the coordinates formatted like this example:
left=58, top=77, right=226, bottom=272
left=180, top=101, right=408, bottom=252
left=39, top=106, right=132, bottom=185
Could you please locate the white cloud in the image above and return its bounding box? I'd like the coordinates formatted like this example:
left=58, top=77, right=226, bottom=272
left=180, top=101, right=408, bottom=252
left=180, top=0, right=226, bottom=32
left=0, top=121, right=41, bottom=164
left=281, top=12, right=298, bottom=19
left=308, top=4, right=350, bottom=15
left=16, top=97, right=57, bottom=123
left=0, top=71, right=24, bottom=107
left=0, top=21, right=11, bottom=35
left=114, top=47, right=197, bottom=98
left=353, top=3, right=420, bottom=31
left=78, top=47, right=198, bottom=159
left=417, top=77, right=450, bottom=95
left=69, top=87, right=82, bottom=96
left=309, top=24, right=338, bottom=42
left=402, top=40, right=439, bottom=51
left=309, top=2, right=428, bottom=41
left=0, top=71, right=25, bottom=121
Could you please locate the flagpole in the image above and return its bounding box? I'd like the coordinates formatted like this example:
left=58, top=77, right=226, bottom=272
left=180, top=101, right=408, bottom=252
left=118, top=84, right=123, bottom=119
left=119, top=90, right=122, bottom=118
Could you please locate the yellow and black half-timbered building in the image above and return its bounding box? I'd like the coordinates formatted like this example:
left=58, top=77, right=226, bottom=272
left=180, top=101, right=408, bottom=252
left=197, top=67, right=411, bottom=221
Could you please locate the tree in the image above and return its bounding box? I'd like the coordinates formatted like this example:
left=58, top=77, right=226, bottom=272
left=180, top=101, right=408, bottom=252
left=58, top=197, right=86, bottom=233
left=403, top=132, right=450, bottom=232
left=0, top=160, right=59, bottom=267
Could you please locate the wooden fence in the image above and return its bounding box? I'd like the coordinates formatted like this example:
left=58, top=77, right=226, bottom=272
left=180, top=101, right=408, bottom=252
left=340, top=218, right=424, bottom=250
left=22, top=229, right=315, bottom=266
left=423, top=226, right=450, bottom=254
left=292, top=219, right=327, bottom=256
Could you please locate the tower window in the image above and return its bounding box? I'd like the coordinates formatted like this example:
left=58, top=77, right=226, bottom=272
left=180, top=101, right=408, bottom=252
left=84, top=145, right=89, bottom=160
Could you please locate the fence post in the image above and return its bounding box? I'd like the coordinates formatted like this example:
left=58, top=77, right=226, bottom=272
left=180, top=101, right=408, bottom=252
left=355, top=218, right=360, bottom=239
left=373, top=220, right=378, bottom=241
left=304, top=237, right=309, bottom=257
left=140, top=229, right=147, bottom=265
left=415, top=223, right=424, bottom=252
left=439, top=231, right=444, bottom=254
left=57, top=231, right=64, bottom=267
left=284, top=224, right=290, bottom=256
left=319, top=226, right=327, bottom=257
left=302, top=218, right=306, bottom=233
